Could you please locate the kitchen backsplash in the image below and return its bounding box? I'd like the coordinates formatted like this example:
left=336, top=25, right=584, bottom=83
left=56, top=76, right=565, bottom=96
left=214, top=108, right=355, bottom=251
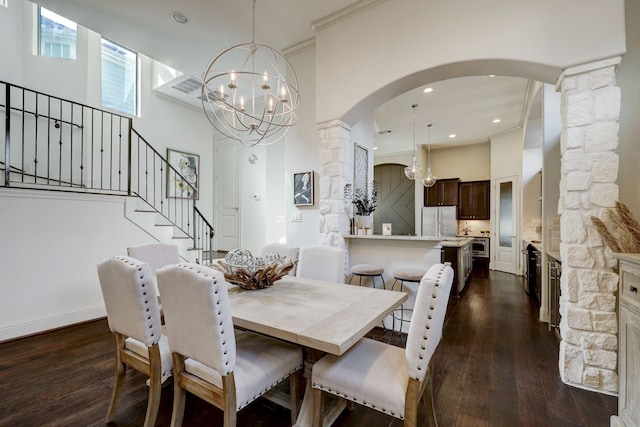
left=523, top=218, right=542, bottom=241
left=458, top=220, right=491, bottom=236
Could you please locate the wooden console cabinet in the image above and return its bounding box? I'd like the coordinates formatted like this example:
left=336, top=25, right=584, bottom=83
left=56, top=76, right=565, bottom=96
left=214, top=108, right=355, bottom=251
left=611, top=253, right=640, bottom=427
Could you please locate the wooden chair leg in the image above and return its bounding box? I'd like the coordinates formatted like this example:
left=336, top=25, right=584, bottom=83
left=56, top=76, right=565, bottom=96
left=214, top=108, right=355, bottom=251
left=403, top=378, right=420, bottom=427
left=289, top=370, right=301, bottom=424
left=422, top=369, right=438, bottom=427
left=311, top=388, right=323, bottom=427
left=143, top=344, right=162, bottom=427
left=222, top=374, right=237, bottom=427
left=171, top=355, right=187, bottom=427
left=105, top=334, right=127, bottom=424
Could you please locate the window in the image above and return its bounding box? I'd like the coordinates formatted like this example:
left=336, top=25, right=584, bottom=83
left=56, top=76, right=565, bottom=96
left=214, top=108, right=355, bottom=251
left=101, top=38, right=138, bottom=116
left=38, top=7, right=77, bottom=59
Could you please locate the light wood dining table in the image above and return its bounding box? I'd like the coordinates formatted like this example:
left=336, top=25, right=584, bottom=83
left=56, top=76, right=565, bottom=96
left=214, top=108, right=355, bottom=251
left=226, top=274, right=407, bottom=427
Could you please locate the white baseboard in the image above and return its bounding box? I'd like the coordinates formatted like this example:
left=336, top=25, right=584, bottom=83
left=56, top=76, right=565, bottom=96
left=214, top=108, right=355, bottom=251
left=0, top=305, right=107, bottom=343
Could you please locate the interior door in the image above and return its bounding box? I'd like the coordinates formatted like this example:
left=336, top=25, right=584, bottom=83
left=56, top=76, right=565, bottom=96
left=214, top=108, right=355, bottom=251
left=493, top=175, right=519, bottom=274
left=215, top=138, right=240, bottom=251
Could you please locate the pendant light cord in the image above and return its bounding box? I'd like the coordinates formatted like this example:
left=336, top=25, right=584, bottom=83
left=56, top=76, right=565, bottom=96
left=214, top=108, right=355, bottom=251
left=412, top=104, right=418, bottom=156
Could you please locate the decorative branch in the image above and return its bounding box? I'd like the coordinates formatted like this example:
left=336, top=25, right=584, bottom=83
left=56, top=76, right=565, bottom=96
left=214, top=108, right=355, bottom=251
left=591, top=200, right=640, bottom=253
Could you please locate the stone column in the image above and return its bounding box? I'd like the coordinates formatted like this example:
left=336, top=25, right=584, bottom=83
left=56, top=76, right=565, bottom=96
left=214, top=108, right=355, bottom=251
left=317, top=120, right=352, bottom=252
left=556, top=56, right=621, bottom=394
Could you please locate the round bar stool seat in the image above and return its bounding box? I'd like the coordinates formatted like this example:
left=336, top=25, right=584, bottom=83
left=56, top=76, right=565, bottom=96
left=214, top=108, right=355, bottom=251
left=392, top=267, right=427, bottom=334
left=349, top=264, right=385, bottom=289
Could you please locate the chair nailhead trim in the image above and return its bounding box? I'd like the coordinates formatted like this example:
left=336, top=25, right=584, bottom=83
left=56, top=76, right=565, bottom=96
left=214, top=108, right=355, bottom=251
left=313, top=384, right=403, bottom=420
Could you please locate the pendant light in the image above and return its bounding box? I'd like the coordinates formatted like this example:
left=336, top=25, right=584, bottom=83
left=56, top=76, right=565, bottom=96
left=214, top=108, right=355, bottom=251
left=422, top=124, right=437, bottom=187
left=404, top=104, right=423, bottom=180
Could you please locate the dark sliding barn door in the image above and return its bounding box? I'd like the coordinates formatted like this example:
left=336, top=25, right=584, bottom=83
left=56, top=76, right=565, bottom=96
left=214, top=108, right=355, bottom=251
left=373, top=163, right=415, bottom=235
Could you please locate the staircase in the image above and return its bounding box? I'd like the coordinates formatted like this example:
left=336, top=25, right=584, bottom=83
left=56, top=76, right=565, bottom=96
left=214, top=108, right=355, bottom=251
left=0, top=80, right=214, bottom=264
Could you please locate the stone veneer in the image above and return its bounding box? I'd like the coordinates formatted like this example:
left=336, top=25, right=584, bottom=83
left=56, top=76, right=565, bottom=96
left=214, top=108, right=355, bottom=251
left=317, top=120, right=352, bottom=275
left=557, top=56, right=621, bottom=393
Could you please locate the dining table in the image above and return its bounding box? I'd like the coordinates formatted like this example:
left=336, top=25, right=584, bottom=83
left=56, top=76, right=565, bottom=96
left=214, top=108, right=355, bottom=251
left=226, top=274, right=408, bottom=427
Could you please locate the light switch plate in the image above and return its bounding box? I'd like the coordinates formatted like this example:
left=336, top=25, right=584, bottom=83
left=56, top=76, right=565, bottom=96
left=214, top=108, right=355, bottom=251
left=291, top=212, right=302, bottom=222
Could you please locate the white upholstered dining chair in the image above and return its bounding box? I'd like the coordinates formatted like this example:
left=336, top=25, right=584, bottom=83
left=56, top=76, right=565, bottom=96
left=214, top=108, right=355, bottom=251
left=296, top=245, right=345, bottom=283
left=97, top=256, right=173, bottom=427
left=260, top=242, right=299, bottom=276
left=127, top=242, right=180, bottom=272
left=311, top=263, right=454, bottom=427
left=157, top=263, right=304, bottom=427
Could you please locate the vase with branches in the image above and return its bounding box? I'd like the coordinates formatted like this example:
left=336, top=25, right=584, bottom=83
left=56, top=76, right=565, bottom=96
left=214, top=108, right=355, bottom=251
left=344, top=182, right=378, bottom=216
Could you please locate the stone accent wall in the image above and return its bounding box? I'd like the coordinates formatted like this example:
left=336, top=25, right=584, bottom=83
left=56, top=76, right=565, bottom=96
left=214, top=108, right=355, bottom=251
left=317, top=120, right=352, bottom=259
left=557, top=56, right=621, bottom=393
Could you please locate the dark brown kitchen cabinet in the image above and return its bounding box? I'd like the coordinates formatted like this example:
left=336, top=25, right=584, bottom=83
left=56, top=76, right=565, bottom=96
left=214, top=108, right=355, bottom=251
left=458, top=180, right=490, bottom=219
left=424, top=178, right=460, bottom=207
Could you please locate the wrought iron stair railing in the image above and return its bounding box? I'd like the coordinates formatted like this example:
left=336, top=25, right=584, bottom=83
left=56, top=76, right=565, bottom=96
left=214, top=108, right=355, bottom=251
left=1, top=80, right=214, bottom=263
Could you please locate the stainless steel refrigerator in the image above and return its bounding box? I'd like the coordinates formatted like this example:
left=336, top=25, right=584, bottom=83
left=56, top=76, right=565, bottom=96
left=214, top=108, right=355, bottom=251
left=421, top=206, right=457, bottom=237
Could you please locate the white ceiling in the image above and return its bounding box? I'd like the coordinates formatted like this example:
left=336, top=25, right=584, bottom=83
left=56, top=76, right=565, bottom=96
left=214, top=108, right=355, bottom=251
left=34, top=0, right=532, bottom=156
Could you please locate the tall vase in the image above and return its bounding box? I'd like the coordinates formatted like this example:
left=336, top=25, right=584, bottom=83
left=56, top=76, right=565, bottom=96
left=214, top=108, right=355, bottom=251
left=355, top=214, right=373, bottom=234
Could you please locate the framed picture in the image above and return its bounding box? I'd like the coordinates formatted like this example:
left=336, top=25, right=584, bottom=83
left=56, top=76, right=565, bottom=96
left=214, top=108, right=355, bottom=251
left=354, top=143, right=368, bottom=196
left=167, top=148, right=199, bottom=199
left=293, top=171, right=314, bottom=206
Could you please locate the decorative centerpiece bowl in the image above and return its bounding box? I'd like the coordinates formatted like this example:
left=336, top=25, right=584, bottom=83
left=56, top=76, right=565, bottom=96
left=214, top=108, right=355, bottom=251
left=211, top=248, right=297, bottom=290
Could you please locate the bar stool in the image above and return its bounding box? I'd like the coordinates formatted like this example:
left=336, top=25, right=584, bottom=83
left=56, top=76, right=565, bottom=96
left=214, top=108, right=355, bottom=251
left=349, top=264, right=385, bottom=289
left=391, top=267, right=427, bottom=334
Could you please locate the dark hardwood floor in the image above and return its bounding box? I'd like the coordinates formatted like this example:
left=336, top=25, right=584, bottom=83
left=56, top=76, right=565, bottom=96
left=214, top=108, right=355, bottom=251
left=0, top=270, right=616, bottom=427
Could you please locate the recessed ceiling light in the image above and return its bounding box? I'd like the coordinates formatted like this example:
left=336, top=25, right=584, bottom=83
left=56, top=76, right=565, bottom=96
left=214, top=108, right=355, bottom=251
left=449, top=134, right=456, bottom=138
left=492, top=118, right=501, bottom=123
left=488, top=74, right=496, bottom=77
left=423, top=87, right=434, bottom=93
left=171, top=12, right=189, bottom=24
left=373, top=147, right=379, bottom=150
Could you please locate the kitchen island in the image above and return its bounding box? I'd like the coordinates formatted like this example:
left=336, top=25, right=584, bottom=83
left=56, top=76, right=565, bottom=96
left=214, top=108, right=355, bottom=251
left=344, top=234, right=473, bottom=330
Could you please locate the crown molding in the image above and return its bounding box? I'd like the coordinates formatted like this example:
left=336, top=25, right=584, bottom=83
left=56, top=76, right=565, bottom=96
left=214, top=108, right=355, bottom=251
left=311, top=0, right=387, bottom=33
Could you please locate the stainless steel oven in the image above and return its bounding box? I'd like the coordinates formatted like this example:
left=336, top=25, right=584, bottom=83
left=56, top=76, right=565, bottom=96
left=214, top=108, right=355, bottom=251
left=472, top=237, right=489, bottom=258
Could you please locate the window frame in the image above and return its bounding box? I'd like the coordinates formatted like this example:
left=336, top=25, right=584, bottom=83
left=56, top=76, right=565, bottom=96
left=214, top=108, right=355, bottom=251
left=100, top=37, right=139, bottom=117
left=37, top=6, right=77, bottom=60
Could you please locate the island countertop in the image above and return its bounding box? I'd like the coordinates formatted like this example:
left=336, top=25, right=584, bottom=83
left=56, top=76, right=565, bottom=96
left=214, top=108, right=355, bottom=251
left=344, top=234, right=473, bottom=247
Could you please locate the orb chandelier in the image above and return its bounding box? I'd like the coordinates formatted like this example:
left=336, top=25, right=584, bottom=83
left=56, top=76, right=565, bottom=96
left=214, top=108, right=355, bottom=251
left=201, top=0, right=300, bottom=147
left=422, top=124, right=437, bottom=187
left=404, top=104, right=423, bottom=180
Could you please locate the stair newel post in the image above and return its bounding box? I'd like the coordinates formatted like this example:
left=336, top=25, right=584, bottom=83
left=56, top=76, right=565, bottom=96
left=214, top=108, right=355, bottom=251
left=4, top=83, right=11, bottom=187
left=126, top=118, right=132, bottom=196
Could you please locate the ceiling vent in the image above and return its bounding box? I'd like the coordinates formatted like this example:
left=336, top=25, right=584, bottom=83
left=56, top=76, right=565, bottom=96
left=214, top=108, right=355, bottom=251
left=171, top=77, right=202, bottom=94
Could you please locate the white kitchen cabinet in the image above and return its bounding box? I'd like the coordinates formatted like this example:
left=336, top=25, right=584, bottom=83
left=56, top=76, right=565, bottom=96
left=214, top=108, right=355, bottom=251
left=612, top=253, right=640, bottom=427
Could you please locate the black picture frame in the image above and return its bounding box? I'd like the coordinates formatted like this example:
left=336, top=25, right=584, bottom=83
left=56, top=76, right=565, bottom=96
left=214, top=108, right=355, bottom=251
left=293, top=171, right=314, bottom=206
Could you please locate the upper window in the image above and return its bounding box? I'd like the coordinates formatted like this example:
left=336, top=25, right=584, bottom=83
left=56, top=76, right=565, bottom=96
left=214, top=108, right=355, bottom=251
left=101, top=38, right=138, bottom=116
left=38, top=7, right=77, bottom=59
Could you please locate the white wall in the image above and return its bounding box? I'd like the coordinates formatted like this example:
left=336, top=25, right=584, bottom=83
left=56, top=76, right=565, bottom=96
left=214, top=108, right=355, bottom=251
left=617, top=0, right=640, bottom=216
left=0, top=190, right=151, bottom=341
left=491, top=129, right=523, bottom=179
left=427, top=142, right=491, bottom=182
left=283, top=45, right=321, bottom=248
left=315, top=0, right=626, bottom=125
left=0, top=0, right=216, bottom=340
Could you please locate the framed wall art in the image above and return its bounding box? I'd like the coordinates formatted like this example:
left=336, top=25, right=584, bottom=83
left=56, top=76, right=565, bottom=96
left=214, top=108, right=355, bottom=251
left=293, top=171, right=314, bottom=206
left=167, top=148, right=199, bottom=199
left=354, top=143, right=368, bottom=196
